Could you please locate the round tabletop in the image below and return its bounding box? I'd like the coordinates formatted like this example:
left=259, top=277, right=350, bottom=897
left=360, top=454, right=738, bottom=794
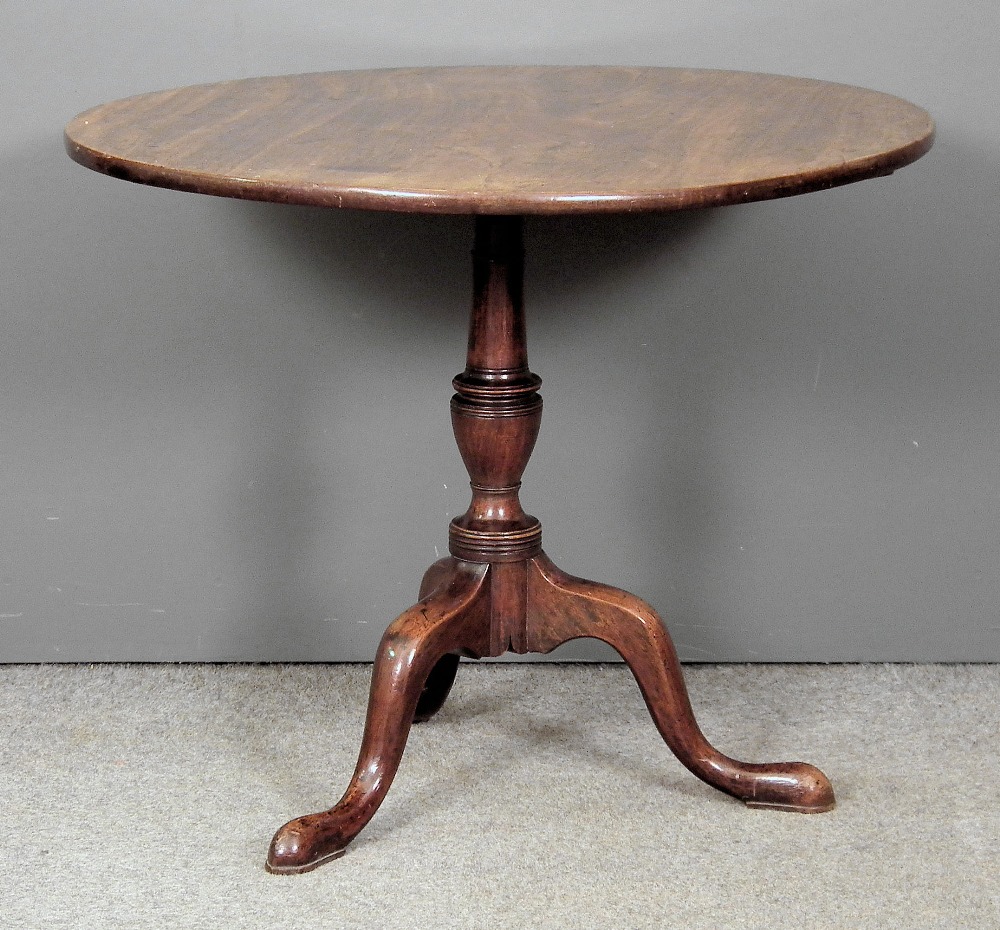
left=65, top=66, right=933, bottom=215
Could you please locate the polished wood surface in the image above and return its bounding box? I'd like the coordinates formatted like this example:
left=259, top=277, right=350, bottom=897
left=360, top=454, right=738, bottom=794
left=66, top=70, right=933, bottom=874
left=448, top=216, right=542, bottom=568
left=267, top=557, right=491, bottom=874
left=65, top=66, right=933, bottom=214
left=264, top=217, right=836, bottom=874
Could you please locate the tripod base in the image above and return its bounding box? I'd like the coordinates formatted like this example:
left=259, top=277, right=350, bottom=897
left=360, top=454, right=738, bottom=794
left=267, top=215, right=833, bottom=874
left=266, top=552, right=834, bottom=874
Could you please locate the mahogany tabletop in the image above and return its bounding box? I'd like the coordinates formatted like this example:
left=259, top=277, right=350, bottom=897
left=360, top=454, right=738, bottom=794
left=65, top=66, right=933, bottom=215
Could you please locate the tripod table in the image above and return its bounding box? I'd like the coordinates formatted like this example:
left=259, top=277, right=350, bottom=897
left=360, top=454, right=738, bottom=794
left=65, top=66, right=934, bottom=874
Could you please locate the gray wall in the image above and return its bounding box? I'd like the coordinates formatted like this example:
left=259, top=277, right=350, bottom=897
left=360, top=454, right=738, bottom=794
left=3, top=2, right=998, bottom=662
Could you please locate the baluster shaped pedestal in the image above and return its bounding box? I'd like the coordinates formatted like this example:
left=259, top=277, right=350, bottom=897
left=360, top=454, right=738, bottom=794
left=266, top=215, right=835, bottom=875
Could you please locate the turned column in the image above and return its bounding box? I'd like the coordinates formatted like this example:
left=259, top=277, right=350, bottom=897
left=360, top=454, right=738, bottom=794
left=448, top=216, right=541, bottom=654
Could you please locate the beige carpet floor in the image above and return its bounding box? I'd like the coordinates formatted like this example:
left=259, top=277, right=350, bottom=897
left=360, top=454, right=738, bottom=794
left=2, top=663, right=998, bottom=929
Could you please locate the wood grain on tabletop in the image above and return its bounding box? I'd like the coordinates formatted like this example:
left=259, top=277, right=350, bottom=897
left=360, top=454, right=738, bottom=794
left=65, top=66, right=934, bottom=214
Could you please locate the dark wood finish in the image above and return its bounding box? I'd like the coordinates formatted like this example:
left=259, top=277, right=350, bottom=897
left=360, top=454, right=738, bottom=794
left=449, top=216, right=542, bottom=566
left=264, top=216, right=835, bottom=874
left=267, top=549, right=834, bottom=873
left=526, top=553, right=834, bottom=812
left=412, top=559, right=464, bottom=723
left=266, top=558, right=492, bottom=874
left=65, top=69, right=934, bottom=874
left=65, top=66, right=933, bottom=215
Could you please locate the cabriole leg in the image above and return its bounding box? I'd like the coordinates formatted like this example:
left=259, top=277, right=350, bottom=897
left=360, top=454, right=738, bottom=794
left=266, top=560, right=489, bottom=874
left=526, top=553, right=835, bottom=813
